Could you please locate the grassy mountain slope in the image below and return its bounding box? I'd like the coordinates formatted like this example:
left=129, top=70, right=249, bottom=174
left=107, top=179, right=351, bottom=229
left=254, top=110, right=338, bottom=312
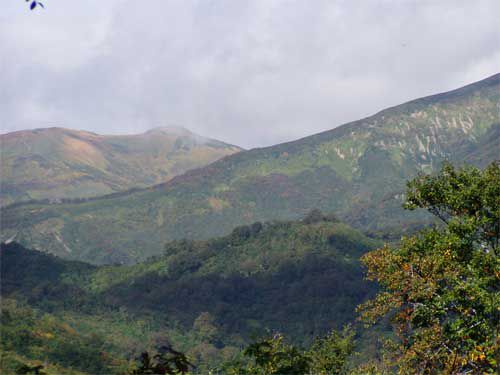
left=1, top=216, right=379, bottom=372
left=0, top=126, right=241, bottom=206
left=1, top=74, right=498, bottom=264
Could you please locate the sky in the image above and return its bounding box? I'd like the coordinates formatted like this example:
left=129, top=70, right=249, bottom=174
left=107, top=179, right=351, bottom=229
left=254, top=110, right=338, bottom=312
left=1, top=0, right=499, bottom=149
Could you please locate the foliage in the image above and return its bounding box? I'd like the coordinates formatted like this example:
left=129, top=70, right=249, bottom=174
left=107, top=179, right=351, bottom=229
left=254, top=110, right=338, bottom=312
left=4, top=158, right=499, bottom=373
left=240, top=334, right=310, bottom=375
left=358, top=162, right=500, bottom=373
left=0, top=216, right=377, bottom=373
left=302, top=208, right=339, bottom=224
left=0, top=299, right=119, bottom=374
left=16, top=363, right=46, bottom=375
left=308, top=325, right=356, bottom=374
left=220, top=326, right=355, bottom=374
left=99, top=219, right=377, bottom=342
left=0, top=351, right=88, bottom=375
left=129, top=348, right=194, bottom=375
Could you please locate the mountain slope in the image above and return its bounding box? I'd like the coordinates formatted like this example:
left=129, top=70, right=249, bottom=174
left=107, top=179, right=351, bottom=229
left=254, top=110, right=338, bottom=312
left=0, top=126, right=242, bottom=206
left=1, top=217, right=378, bottom=371
left=93, top=217, right=379, bottom=342
left=1, top=74, right=499, bottom=264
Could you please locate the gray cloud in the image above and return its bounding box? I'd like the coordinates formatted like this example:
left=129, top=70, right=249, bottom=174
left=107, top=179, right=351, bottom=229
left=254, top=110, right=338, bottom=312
left=1, top=0, right=499, bottom=148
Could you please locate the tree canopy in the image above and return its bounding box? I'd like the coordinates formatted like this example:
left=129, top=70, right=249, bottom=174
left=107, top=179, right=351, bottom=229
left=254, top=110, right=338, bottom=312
left=220, top=326, right=355, bottom=375
left=358, top=161, right=500, bottom=373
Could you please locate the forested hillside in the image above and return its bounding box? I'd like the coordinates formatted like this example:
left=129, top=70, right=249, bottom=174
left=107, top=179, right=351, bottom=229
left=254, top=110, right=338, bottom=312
left=2, top=163, right=498, bottom=374
left=0, top=215, right=379, bottom=373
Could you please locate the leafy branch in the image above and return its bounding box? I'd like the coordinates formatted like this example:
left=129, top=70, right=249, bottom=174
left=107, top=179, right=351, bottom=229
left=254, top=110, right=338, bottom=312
left=26, top=0, right=44, bottom=10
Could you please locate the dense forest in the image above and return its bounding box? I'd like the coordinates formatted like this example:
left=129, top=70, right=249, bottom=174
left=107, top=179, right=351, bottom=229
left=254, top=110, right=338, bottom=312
left=1, top=162, right=498, bottom=374
left=1, top=212, right=379, bottom=373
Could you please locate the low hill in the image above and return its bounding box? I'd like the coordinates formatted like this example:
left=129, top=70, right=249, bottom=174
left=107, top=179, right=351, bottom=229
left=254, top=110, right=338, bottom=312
left=0, top=126, right=242, bottom=206
left=1, top=74, right=498, bottom=264
left=1, top=216, right=379, bottom=371
left=91, top=215, right=379, bottom=339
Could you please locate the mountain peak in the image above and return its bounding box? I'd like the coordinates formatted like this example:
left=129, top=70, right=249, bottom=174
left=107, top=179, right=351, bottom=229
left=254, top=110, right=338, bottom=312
left=0, top=125, right=242, bottom=206
left=145, top=126, right=193, bottom=136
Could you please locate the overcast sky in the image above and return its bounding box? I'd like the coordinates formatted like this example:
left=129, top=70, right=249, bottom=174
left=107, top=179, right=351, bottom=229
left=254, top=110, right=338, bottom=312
left=1, top=0, right=499, bottom=148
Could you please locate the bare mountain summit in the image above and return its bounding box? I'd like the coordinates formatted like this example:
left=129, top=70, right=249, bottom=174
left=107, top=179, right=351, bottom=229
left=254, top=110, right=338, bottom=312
left=0, top=127, right=242, bottom=205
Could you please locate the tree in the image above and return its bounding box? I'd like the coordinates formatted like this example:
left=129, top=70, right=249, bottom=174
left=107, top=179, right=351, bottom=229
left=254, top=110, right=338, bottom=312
left=220, top=326, right=355, bottom=374
left=308, top=325, right=355, bottom=374
left=241, top=334, right=311, bottom=375
left=193, top=312, right=218, bottom=342
left=358, top=161, right=500, bottom=373
left=302, top=208, right=339, bottom=225
left=129, top=347, right=195, bottom=375
left=16, top=364, right=46, bottom=375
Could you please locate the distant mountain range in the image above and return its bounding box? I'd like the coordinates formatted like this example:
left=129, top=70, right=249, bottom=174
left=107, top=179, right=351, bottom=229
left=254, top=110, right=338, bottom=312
left=0, top=126, right=242, bottom=206
left=1, top=74, right=498, bottom=264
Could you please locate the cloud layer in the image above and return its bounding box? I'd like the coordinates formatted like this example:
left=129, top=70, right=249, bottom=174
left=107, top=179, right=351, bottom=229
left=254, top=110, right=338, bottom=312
left=1, top=0, right=499, bottom=148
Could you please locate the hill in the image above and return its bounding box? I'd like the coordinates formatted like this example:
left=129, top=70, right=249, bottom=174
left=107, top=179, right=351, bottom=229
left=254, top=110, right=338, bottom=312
left=1, top=74, right=498, bottom=264
left=91, top=214, right=379, bottom=339
left=0, top=216, right=379, bottom=372
left=0, top=126, right=242, bottom=206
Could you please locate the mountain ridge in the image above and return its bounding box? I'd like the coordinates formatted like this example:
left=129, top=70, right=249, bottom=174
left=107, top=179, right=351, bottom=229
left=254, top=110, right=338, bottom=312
left=0, top=126, right=242, bottom=206
left=1, top=74, right=498, bottom=264
left=5, top=73, right=497, bottom=207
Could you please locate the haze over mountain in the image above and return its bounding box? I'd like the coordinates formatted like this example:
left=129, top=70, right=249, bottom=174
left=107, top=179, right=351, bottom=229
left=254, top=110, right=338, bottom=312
left=0, top=127, right=242, bottom=206
left=1, top=74, right=498, bottom=264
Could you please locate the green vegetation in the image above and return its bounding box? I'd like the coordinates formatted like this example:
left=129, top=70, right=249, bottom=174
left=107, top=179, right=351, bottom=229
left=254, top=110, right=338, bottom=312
left=129, top=349, right=194, bottom=375
left=1, top=74, right=499, bottom=374
left=219, top=327, right=355, bottom=375
left=1, top=215, right=378, bottom=373
left=359, top=162, right=500, bottom=373
left=1, top=74, right=498, bottom=264
left=220, top=161, right=500, bottom=374
left=0, top=299, right=126, bottom=374
left=0, top=127, right=241, bottom=206
left=93, top=218, right=378, bottom=343
left=1, top=162, right=498, bottom=373
left=0, top=351, right=86, bottom=375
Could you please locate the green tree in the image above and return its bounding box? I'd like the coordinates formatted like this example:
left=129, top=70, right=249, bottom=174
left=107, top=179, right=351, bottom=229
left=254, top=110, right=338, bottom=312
left=358, top=162, right=500, bottom=373
left=220, top=326, right=355, bottom=374
left=309, top=325, right=355, bottom=374
left=193, top=312, right=218, bottom=342
left=16, top=364, right=46, bottom=375
left=221, top=333, right=310, bottom=375
left=129, top=347, right=194, bottom=375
